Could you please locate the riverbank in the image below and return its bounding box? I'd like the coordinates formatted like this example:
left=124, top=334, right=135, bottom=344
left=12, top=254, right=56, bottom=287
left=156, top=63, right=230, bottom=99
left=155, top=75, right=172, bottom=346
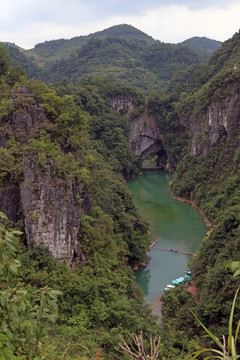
left=170, top=192, right=213, bottom=228
left=151, top=297, right=163, bottom=324
left=128, top=171, right=207, bottom=301
left=141, top=167, right=163, bottom=171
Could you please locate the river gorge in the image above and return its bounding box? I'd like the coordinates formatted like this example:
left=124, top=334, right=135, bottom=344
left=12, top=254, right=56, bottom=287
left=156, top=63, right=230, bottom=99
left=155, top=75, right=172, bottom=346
left=127, top=170, right=208, bottom=303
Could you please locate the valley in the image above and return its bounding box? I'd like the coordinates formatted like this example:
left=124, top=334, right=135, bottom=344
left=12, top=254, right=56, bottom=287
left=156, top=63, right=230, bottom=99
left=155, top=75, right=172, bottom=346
left=0, top=23, right=239, bottom=359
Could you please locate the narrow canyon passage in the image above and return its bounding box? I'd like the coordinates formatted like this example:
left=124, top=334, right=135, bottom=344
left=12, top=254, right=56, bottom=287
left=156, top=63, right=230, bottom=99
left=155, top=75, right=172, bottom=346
left=128, top=170, right=207, bottom=302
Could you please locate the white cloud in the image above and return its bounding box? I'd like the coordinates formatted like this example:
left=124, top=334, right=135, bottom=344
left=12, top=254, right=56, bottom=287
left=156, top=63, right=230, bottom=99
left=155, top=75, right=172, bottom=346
left=0, top=1, right=10, bottom=18
left=105, top=3, right=240, bottom=43
left=1, top=1, right=240, bottom=48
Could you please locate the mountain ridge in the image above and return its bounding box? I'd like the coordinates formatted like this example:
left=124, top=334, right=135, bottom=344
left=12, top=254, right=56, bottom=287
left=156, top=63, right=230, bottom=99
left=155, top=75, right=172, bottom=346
left=4, top=24, right=214, bottom=92
left=0, top=24, right=240, bottom=360
left=180, top=36, right=222, bottom=60
left=22, top=24, right=155, bottom=63
left=2, top=24, right=222, bottom=92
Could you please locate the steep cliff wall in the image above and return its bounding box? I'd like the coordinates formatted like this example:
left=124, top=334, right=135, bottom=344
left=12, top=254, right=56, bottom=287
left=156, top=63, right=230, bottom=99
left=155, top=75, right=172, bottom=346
left=20, top=156, right=90, bottom=266
left=0, top=86, right=47, bottom=222
left=0, top=86, right=91, bottom=266
left=108, top=95, right=135, bottom=116
left=108, top=95, right=172, bottom=168
left=190, top=82, right=240, bottom=156
left=168, top=65, right=240, bottom=348
left=129, top=112, right=163, bottom=160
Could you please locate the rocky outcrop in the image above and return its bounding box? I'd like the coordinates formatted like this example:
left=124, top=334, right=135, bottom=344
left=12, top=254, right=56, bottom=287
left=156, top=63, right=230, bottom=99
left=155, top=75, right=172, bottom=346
left=190, top=83, right=240, bottom=156
left=10, top=86, right=47, bottom=144
left=0, top=86, right=47, bottom=221
left=0, top=86, right=91, bottom=267
left=108, top=96, right=173, bottom=169
left=20, top=156, right=89, bottom=266
left=129, top=112, right=163, bottom=160
left=108, top=95, right=135, bottom=116
left=0, top=184, right=21, bottom=224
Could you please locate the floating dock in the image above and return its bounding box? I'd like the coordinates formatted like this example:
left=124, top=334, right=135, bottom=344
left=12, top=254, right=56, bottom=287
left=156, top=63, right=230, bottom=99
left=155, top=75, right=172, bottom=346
left=152, top=246, right=193, bottom=256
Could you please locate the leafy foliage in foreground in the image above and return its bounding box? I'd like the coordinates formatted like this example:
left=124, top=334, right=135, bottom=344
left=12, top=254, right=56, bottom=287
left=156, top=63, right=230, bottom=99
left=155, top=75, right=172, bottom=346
left=0, top=211, right=62, bottom=358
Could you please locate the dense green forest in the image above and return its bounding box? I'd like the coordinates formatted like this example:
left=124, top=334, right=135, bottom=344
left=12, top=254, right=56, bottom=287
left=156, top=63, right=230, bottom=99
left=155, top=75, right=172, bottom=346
left=180, top=36, right=222, bottom=60
left=0, top=24, right=240, bottom=360
left=23, top=24, right=155, bottom=64
left=162, top=31, right=240, bottom=356
left=3, top=24, right=221, bottom=92
left=43, top=37, right=202, bottom=91
left=5, top=43, right=43, bottom=80
left=0, top=45, right=160, bottom=359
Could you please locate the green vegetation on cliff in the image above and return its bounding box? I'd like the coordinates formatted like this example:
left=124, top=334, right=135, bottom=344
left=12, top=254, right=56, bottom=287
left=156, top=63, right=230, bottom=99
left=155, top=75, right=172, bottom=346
left=1, top=24, right=240, bottom=359
left=0, top=46, right=159, bottom=359
left=162, top=31, right=240, bottom=357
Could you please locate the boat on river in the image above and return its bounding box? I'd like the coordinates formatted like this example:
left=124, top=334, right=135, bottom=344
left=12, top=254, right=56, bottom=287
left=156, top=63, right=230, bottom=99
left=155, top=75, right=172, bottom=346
left=165, top=272, right=191, bottom=290
left=165, top=284, right=175, bottom=290
left=128, top=171, right=207, bottom=301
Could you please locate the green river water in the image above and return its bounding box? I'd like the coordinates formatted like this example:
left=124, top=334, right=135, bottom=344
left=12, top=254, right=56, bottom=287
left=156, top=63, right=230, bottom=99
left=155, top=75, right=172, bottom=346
left=127, top=170, right=207, bottom=303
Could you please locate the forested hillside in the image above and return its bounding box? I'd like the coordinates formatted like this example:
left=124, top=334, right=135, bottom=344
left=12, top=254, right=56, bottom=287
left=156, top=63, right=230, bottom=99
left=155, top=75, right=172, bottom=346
left=162, top=30, right=240, bottom=355
left=0, top=45, right=162, bottom=359
left=23, top=24, right=155, bottom=64
left=1, top=23, right=240, bottom=359
left=4, top=24, right=209, bottom=92
left=4, top=43, right=43, bottom=79
left=180, top=36, right=222, bottom=60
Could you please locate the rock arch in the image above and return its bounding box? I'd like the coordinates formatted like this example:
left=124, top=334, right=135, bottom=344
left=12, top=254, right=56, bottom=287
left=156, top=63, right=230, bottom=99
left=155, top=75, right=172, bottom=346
left=108, top=94, right=169, bottom=169
left=129, top=113, right=167, bottom=167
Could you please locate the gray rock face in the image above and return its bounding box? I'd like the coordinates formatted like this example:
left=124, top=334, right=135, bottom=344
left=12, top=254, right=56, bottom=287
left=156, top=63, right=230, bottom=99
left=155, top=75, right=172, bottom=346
left=21, top=157, right=87, bottom=266
left=108, top=96, right=168, bottom=163
left=0, top=184, right=21, bottom=223
left=10, top=86, right=47, bottom=144
left=108, top=96, right=178, bottom=171
left=191, top=83, right=240, bottom=156
left=0, top=86, right=91, bottom=267
left=0, top=86, right=47, bottom=221
left=108, top=95, right=135, bottom=115
left=129, top=113, right=163, bottom=159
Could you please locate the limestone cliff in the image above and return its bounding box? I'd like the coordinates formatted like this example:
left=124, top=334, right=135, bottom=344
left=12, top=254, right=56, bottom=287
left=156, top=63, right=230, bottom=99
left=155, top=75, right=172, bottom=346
left=0, top=85, right=47, bottom=222
left=107, top=95, right=135, bottom=116
left=129, top=112, right=163, bottom=160
left=189, top=82, right=240, bottom=157
left=20, top=156, right=90, bottom=266
left=0, top=86, right=91, bottom=266
left=108, top=96, right=174, bottom=170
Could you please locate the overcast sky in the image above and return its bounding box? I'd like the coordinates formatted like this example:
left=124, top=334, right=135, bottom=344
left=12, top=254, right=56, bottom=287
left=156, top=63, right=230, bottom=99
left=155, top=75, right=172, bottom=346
left=0, top=0, right=240, bottom=49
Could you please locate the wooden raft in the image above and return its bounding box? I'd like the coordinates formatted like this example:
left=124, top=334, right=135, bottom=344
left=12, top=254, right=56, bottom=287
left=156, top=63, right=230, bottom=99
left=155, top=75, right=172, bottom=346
left=152, top=246, right=193, bottom=256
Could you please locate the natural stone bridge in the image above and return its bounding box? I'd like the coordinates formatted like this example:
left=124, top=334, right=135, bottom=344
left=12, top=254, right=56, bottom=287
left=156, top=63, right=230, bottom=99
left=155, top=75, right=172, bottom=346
left=108, top=95, right=168, bottom=168
left=129, top=112, right=164, bottom=161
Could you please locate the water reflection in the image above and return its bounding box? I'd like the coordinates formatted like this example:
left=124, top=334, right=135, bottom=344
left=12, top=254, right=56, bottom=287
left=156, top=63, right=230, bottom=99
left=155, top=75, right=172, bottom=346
left=128, top=171, right=207, bottom=302
left=135, top=268, right=151, bottom=296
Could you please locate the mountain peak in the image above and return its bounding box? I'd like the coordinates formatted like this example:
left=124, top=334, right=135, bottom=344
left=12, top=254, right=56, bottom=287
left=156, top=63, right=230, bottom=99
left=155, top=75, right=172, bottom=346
left=179, top=36, right=222, bottom=60
left=90, top=24, right=153, bottom=40
left=181, top=36, right=222, bottom=51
